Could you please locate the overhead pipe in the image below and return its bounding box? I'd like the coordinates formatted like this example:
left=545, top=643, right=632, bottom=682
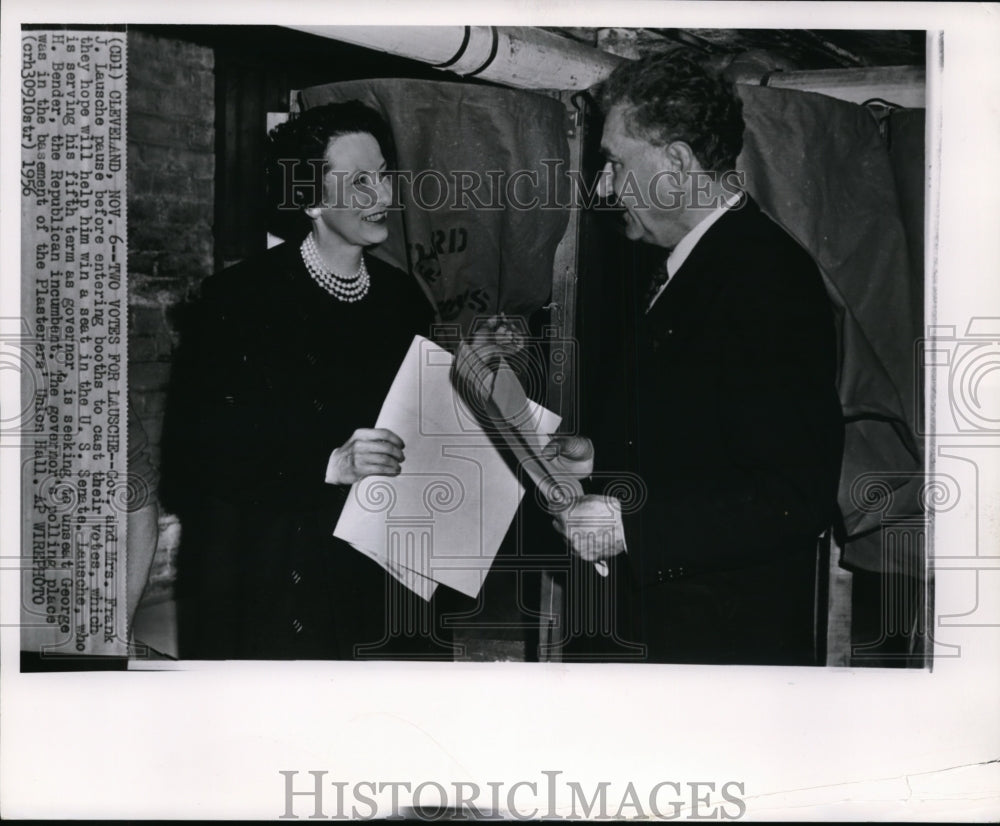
left=285, top=25, right=623, bottom=90
left=287, top=26, right=925, bottom=107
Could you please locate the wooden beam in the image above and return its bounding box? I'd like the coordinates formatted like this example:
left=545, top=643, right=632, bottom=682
left=758, top=65, right=925, bottom=108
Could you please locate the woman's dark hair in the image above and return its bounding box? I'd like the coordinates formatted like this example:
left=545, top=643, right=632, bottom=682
left=597, top=50, right=744, bottom=172
left=266, top=100, right=394, bottom=240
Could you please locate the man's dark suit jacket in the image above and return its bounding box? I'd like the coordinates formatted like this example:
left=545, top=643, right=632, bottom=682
left=618, top=193, right=844, bottom=665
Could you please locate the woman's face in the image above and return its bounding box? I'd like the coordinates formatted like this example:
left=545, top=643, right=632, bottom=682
left=307, top=131, right=391, bottom=250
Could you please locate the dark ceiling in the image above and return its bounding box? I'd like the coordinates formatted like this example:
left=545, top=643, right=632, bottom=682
left=546, top=28, right=926, bottom=70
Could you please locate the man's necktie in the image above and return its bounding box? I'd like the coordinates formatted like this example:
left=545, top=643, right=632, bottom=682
left=642, top=251, right=672, bottom=313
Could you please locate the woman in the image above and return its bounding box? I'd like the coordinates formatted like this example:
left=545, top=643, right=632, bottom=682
left=160, top=101, right=445, bottom=659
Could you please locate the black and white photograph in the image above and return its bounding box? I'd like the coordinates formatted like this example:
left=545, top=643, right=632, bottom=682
left=2, top=1, right=998, bottom=821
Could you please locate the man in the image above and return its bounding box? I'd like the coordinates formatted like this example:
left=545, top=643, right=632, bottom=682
left=556, top=51, right=844, bottom=665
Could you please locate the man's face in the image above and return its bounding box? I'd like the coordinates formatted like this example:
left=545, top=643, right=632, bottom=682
left=598, top=105, right=691, bottom=249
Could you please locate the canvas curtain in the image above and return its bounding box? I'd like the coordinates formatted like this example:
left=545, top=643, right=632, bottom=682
left=299, top=78, right=570, bottom=330
left=737, top=85, right=924, bottom=572
left=300, top=77, right=924, bottom=574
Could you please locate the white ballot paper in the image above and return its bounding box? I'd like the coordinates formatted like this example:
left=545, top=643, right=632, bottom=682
left=334, top=335, right=561, bottom=600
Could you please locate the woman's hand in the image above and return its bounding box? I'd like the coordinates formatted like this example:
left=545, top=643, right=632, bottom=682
left=324, top=428, right=405, bottom=485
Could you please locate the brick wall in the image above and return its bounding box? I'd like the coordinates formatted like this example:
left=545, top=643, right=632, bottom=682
left=128, top=30, right=214, bottom=473
left=127, top=31, right=214, bottom=607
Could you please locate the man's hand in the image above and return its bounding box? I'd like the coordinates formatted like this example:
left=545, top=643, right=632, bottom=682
left=552, top=494, right=626, bottom=563
left=325, top=428, right=405, bottom=485
left=470, top=314, right=526, bottom=358
left=541, top=435, right=594, bottom=480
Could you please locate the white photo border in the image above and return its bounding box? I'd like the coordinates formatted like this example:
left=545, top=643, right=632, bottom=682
left=2, top=1, right=998, bottom=821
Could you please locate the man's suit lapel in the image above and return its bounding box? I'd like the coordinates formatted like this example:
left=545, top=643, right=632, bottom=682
left=644, top=193, right=756, bottom=343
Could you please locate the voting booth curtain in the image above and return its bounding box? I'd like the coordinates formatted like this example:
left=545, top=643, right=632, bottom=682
left=736, top=85, right=925, bottom=573
left=299, top=77, right=924, bottom=576
left=299, top=79, right=570, bottom=329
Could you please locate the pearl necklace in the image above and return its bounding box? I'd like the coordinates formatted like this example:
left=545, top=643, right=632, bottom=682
left=300, top=234, right=370, bottom=303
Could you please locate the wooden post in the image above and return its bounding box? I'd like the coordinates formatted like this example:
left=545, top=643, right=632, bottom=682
left=538, top=91, right=586, bottom=662
left=826, top=538, right=854, bottom=666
